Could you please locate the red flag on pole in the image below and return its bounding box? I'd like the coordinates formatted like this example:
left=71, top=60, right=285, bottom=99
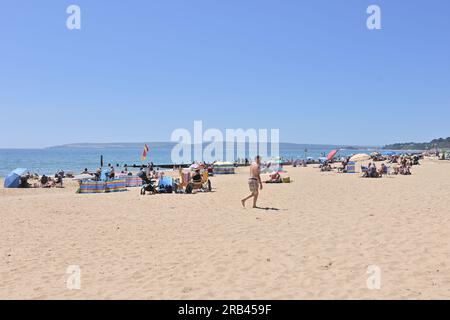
left=141, top=144, right=149, bottom=161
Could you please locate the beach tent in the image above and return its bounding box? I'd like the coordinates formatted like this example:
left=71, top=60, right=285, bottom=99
left=349, top=153, right=371, bottom=162
left=4, top=168, right=27, bottom=188
left=213, top=162, right=235, bottom=174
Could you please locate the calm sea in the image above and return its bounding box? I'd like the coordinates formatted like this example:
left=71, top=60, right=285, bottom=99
left=0, top=146, right=384, bottom=176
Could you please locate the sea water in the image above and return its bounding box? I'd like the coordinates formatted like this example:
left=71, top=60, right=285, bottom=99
left=0, top=146, right=384, bottom=176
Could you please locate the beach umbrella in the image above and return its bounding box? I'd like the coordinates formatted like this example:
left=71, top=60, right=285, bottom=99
left=349, top=153, right=371, bottom=162
left=72, top=174, right=95, bottom=181
left=4, top=168, right=27, bottom=188
left=371, top=152, right=381, bottom=157
left=382, top=151, right=396, bottom=156
left=327, top=149, right=339, bottom=161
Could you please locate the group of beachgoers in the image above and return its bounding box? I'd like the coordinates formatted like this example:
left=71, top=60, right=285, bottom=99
left=361, top=162, right=389, bottom=178
left=14, top=171, right=64, bottom=188
left=318, top=154, right=421, bottom=178
left=80, top=163, right=135, bottom=181
left=138, top=162, right=213, bottom=195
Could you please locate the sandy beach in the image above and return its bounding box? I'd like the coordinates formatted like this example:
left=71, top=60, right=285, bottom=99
left=1, top=158, right=450, bottom=300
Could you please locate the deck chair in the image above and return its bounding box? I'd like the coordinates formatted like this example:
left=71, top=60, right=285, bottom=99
left=192, top=171, right=211, bottom=192
left=157, top=177, right=174, bottom=193
left=175, top=169, right=193, bottom=193
left=177, top=169, right=190, bottom=188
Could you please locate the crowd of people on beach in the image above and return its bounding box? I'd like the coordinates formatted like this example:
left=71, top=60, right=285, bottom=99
left=15, top=171, right=64, bottom=188
left=317, top=153, right=421, bottom=178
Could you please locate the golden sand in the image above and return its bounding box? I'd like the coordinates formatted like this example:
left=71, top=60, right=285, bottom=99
left=1, top=158, right=450, bottom=299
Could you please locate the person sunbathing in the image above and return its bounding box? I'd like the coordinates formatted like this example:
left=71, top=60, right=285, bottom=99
left=399, top=165, right=412, bottom=175
left=19, top=176, right=30, bottom=188
left=369, top=163, right=378, bottom=178
left=320, top=162, right=332, bottom=172
left=266, top=172, right=282, bottom=183
left=338, top=160, right=348, bottom=172
left=40, top=175, right=56, bottom=188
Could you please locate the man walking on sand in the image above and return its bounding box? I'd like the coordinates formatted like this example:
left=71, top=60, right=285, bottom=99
left=241, top=155, right=263, bottom=208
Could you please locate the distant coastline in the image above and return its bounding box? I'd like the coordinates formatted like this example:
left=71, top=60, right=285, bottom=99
left=47, top=142, right=379, bottom=150
left=383, top=137, right=450, bottom=150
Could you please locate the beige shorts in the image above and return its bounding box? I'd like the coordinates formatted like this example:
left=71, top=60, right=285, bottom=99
left=248, top=178, right=259, bottom=193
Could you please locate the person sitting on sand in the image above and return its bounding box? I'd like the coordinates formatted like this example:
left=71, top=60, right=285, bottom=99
left=369, top=163, right=377, bottom=178
left=380, top=163, right=388, bottom=175
left=192, top=169, right=202, bottom=183
left=320, top=162, right=332, bottom=172
left=338, top=159, right=348, bottom=172
left=55, top=171, right=64, bottom=188
left=19, top=175, right=30, bottom=188
left=399, top=164, right=412, bottom=175
left=94, top=168, right=102, bottom=181
left=40, top=175, right=55, bottom=188
left=392, top=164, right=399, bottom=175
left=40, top=174, right=48, bottom=186
left=109, top=166, right=115, bottom=179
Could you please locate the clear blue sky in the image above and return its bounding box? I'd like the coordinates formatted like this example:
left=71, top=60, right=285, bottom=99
left=1, top=0, right=449, bottom=148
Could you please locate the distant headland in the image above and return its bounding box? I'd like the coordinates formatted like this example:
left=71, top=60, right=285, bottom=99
left=47, top=142, right=378, bottom=150
left=383, top=137, right=450, bottom=150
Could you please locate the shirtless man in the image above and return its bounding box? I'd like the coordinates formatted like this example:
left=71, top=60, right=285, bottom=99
left=241, top=155, right=263, bottom=208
